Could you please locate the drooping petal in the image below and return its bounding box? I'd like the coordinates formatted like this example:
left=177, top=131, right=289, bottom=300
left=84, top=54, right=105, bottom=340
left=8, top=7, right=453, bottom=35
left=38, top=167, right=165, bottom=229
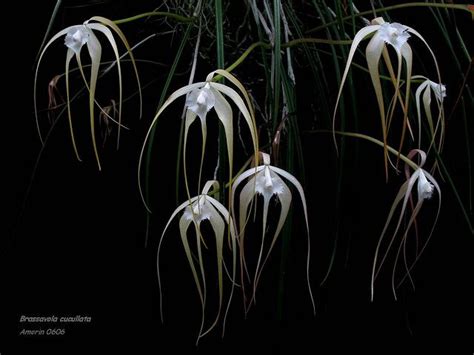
left=138, top=82, right=205, bottom=212
left=64, top=48, right=82, bottom=162
left=87, top=23, right=124, bottom=149
left=35, top=26, right=80, bottom=144
left=88, top=16, right=143, bottom=119
left=182, top=109, right=200, bottom=199
left=157, top=196, right=199, bottom=322
left=210, top=85, right=234, bottom=178
left=199, top=201, right=225, bottom=337
left=366, top=31, right=389, bottom=175
left=406, top=26, right=445, bottom=151
left=270, top=165, right=315, bottom=313
left=85, top=30, right=103, bottom=170
left=206, top=196, right=238, bottom=336
left=392, top=169, right=441, bottom=299
left=206, top=69, right=259, bottom=162
left=212, top=82, right=258, bottom=162
left=415, top=80, right=430, bottom=147
left=332, top=24, right=380, bottom=151
left=395, top=43, right=413, bottom=163
left=252, top=169, right=292, bottom=304
left=371, top=171, right=419, bottom=301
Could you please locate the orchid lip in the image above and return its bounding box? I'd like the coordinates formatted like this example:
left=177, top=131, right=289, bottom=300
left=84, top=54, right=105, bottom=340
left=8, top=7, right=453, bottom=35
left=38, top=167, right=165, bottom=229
left=64, top=26, right=90, bottom=53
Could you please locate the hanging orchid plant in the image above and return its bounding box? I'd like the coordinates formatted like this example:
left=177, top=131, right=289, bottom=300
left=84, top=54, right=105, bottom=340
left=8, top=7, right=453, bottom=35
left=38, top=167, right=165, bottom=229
left=371, top=149, right=441, bottom=301
left=157, top=180, right=237, bottom=344
left=28, top=0, right=474, bottom=345
left=231, top=153, right=315, bottom=315
left=333, top=17, right=443, bottom=176
left=34, top=16, right=142, bottom=170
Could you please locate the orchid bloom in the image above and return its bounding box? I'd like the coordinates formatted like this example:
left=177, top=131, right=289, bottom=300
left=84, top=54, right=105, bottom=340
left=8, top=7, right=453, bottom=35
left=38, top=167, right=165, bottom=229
left=138, top=69, right=259, bottom=212
left=231, top=153, right=315, bottom=315
left=157, top=181, right=237, bottom=343
left=34, top=16, right=142, bottom=170
left=371, top=149, right=441, bottom=301
left=413, top=75, right=446, bottom=152
left=333, top=17, right=442, bottom=176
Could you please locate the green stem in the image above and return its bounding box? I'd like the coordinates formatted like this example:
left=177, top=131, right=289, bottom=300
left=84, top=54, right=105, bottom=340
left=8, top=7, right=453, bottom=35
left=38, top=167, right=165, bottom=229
left=307, top=130, right=419, bottom=170
left=307, top=3, right=473, bottom=34
left=213, top=38, right=351, bottom=80
left=113, top=11, right=194, bottom=25
left=35, top=0, right=62, bottom=65
left=224, top=41, right=269, bottom=73
left=283, top=38, right=352, bottom=46
left=215, top=0, right=227, bottom=205
left=272, top=0, right=281, bottom=133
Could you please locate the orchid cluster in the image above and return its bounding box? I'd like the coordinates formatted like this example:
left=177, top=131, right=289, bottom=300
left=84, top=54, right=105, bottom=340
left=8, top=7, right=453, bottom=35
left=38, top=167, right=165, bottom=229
left=333, top=17, right=445, bottom=176
left=332, top=17, right=445, bottom=299
left=144, top=70, right=314, bottom=343
left=31, top=6, right=455, bottom=344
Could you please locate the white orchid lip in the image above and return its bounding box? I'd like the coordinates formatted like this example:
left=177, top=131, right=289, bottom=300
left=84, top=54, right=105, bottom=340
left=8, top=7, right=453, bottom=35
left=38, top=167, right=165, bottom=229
left=183, top=196, right=212, bottom=222
left=64, top=26, right=90, bottom=54
left=417, top=170, right=434, bottom=200
left=254, top=167, right=285, bottom=199
left=186, top=83, right=216, bottom=121
left=429, top=81, right=447, bottom=100
left=379, top=22, right=410, bottom=51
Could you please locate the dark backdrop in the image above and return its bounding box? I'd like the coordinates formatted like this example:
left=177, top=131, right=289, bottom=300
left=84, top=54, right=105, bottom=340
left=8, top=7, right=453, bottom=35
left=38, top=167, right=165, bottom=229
left=4, top=1, right=473, bottom=353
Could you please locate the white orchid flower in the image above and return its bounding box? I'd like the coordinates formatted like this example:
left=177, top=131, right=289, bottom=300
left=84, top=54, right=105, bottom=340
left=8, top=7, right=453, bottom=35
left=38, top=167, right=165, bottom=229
left=64, top=26, right=90, bottom=53
left=371, top=149, right=441, bottom=301
left=333, top=17, right=442, bottom=176
left=157, top=181, right=237, bottom=343
left=413, top=75, right=446, bottom=152
left=34, top=16, right=142, bottom=170
left=185, top=83, right=216, bottom=121
left=231, top=153, right=315, bottom=315
left=138, top=69, right=259, bottom=212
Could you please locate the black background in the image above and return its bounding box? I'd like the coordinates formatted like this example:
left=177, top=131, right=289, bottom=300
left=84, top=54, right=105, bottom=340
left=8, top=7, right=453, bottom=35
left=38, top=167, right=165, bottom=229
left=4, top=0, right=474, bottom=353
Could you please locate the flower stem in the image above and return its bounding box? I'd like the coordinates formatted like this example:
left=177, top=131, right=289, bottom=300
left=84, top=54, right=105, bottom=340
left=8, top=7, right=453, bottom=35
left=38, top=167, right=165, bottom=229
left=307, top=130, right=419, bottom=170
left=113, top=11, right=194, bottom=25
left=307, top=3, right=473, bottom=34
left=215, top=0, right=227, bottom=205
